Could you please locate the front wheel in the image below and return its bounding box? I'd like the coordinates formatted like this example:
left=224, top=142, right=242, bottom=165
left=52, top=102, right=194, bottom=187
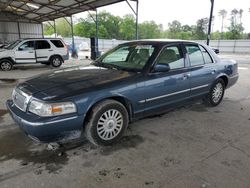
left=204, top=78, right=225, bottom=106
left=0, top=59, right=13, bottom=71
left=85, top=100, right=129, bottom=146
left=50, top=56, right=63, bottom=67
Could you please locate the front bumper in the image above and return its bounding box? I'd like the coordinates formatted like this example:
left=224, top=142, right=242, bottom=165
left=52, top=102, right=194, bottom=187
left=6, top=100, right=85, bottom=143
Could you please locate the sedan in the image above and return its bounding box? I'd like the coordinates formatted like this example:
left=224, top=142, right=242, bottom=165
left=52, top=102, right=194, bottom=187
left=6, top=40, right=238, bottom=146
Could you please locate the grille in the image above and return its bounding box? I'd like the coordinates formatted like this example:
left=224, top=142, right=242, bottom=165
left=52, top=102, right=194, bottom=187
left=12, top=88, right=31, bottom=112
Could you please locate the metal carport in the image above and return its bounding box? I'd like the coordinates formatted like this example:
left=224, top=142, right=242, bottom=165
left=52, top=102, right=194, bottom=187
left=0, top=0, right=139, bottom=57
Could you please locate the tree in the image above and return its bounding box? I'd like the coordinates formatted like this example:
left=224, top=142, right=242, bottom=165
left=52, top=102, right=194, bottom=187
left=227, top=9, right=244, bottom=39
left=43, top=22, right=54, bottom=36
left=218, top=9, right=227, bottom=39
left=54, top=18, right=71, bottom=37
left=120, top=14, right=136, bottom=40
left=194, top=18, right=209, bottom=39
left=139, top=21, right=163, bottom=39
left=168, top=20, right=182, bottom=33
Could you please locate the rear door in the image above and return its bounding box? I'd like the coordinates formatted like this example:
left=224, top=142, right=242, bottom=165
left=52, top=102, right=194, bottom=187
left=184, top=43, right=217, bottom=97
left=15, top=41, right=36, bottom=63
left=35, top=40, right=52, bottom=62
left=50, top=39, right=68, bottom=59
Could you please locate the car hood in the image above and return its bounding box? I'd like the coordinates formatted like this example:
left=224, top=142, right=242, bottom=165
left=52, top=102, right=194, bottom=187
left=20, top=65, right=137, bottom=100
left=0, top=49, right=12, bottom=56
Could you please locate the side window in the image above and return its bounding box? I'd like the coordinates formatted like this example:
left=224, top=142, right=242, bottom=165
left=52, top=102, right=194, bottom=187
left=36, top=40, right=51, bottom=50
left=50, top=40, right=64, bottom=48
left=185, top=45, right=205, bottom=66
left=18, top=41, right=34, bottom=51
left=155, top=45, right=184, bottom=70
left=199, top=45, right=213, bottom=64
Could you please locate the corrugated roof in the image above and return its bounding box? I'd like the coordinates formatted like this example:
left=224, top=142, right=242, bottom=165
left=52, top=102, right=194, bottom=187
left=0, top=0, right=126, bottom=23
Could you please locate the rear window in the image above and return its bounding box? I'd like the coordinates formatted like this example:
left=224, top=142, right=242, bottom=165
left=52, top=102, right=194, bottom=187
left=36, top=40, right=50, bottom=49
left=50, top=40, right=64, bottom=48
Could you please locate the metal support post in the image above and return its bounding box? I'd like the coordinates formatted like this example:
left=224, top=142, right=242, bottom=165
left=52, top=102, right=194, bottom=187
left=41, top=23, right=44, bottom=38
left=54, top=20, right=57, bottom=37
left=95, top=9, right=99, bottom=57
left=207, top=0, right=214, bottom=45
left=17, top=22, right=21, bottom=39
left=126, top=0, right=139, bottom=39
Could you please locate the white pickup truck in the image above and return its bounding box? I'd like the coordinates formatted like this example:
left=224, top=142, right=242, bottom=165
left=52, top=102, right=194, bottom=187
left=0, top=38, right=69, bottom=71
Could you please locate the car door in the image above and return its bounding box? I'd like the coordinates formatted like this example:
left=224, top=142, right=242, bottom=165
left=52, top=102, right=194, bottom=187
left=15, top=40, right=36, bottom=63
left=142, top=44, right=191, bottom=115
left=184, top=43, right=217, bottom=97
left=35, top=40, right=52, bottom=62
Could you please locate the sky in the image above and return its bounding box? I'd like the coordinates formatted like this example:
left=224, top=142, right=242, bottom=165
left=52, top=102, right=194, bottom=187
left=76, top=0, right=250, bottom=33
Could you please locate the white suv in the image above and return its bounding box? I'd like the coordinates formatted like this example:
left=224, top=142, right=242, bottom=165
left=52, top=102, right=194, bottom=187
left=0, top=38, right=69, bottom=71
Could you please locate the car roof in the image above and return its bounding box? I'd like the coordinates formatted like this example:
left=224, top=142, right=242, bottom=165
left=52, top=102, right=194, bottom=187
left=20, top=38, right=63, bottom=41
left=121, top=39, right=201, bottom=45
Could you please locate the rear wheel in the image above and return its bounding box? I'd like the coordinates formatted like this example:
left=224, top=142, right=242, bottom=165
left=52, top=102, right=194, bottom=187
left=85, top=99, right=129, bottom=146
left=0, top=59, right=13, bottom=71
left=50, top=56, right=63, bottom=67
left=204, top=78, right=225, bottom=106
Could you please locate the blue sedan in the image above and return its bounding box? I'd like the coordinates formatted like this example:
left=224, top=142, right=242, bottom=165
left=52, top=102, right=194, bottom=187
left=6, top=40, right=238, bottom=146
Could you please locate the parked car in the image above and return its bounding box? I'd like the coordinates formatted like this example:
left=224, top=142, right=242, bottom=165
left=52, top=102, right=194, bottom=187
left=0, top=38, right=69, bottom=71
left=6, top=40, right=238, bottom=146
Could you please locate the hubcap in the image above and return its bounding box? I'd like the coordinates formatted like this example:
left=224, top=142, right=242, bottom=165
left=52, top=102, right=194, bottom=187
left=97, top=109, right=123, bottom=140
left=53, top=58, right=61, bottom=66
left=1, top=62, right=11, bottom=71
left=212, top=82, right=223, bottom=103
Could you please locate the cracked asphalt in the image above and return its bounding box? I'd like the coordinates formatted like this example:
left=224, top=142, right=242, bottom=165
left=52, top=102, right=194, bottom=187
left=0, top=55, right=250, bottom=188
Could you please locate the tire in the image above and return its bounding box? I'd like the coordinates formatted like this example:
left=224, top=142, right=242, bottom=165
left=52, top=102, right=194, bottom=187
left=204, top=78, right=225, bottom=107
left=85, top=99, right=129, bottom=146
left=0, top=59, right=13, bottom=71
left=50, top=56, right=63, bottom=67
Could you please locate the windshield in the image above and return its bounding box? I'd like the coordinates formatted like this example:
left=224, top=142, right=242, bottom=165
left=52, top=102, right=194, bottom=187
left=97, top=44, right=156, bottom=72
left=5, top=40, right=22, bottom=50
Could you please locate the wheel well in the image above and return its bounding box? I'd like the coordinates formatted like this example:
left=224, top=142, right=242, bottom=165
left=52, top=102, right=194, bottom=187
left=219, top=76, right=228, bottom=87
left=50, top=55, right=63, bottom=61
left=84, top=97, right=133, bottom=126
left=0, top=57, right=14, bottom=64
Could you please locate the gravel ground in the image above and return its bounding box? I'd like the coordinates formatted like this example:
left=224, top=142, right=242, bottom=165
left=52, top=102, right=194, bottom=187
left=0, top=54, right=250, bottom=188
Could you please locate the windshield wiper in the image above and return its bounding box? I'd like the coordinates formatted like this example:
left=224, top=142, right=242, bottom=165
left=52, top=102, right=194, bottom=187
left=96, top=63, right=121, bottom=70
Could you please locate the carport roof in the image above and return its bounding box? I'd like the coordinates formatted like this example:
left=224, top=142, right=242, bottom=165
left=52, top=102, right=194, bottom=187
left=0, top=0, right=127, bottom=23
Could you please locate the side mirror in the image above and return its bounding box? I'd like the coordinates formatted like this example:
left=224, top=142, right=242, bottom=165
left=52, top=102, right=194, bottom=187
left=153, top=63, right=170, bottom=73
left=212, top=48, right=219, bottom=54
left=18, top=47, right=23, bottom=51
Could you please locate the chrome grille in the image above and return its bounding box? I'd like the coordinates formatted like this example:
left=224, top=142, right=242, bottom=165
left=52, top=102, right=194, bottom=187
left=12, top=87, right=31, bottom=111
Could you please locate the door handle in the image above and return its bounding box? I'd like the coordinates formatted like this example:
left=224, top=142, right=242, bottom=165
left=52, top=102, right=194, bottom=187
left=48, top=49, right=53, bottom=51
left=28, top=51, right=34, bottom=53
left=183, top=73, right=191, bottom=80
left=211, top=69, right=216, bottom=74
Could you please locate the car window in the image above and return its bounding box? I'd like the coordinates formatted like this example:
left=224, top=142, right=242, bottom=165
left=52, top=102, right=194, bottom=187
left=103, top=46, right=130, bottom=62
left=18, top=41, right=34, bottom=51
left=36, top=40, right=51, bottom=50
left=199, top=45, right=213, bottom=64
left=155, top=45, right=184, bottom=70
left=50, top=40, right=64, bottom=48
left=185, top=44, right=205, bottom=66
left=100, top=44, right=156, bottom=72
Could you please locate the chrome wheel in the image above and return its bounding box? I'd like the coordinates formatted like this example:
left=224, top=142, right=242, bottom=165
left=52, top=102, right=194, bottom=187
left=97, top=109, right=123, bottom=141
left=212, top=82, right=223, bottom=103
left=1, top=61, right=12, bottom=71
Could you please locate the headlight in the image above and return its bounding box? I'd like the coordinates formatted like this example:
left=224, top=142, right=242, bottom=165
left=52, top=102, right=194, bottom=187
left=28, top=99, right=77, bottom=117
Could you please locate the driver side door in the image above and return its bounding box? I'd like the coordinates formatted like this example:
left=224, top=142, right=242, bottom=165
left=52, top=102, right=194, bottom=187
left=142, top=44, right=191, bottom=115
left=15, top=40, right=36, bottom=63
